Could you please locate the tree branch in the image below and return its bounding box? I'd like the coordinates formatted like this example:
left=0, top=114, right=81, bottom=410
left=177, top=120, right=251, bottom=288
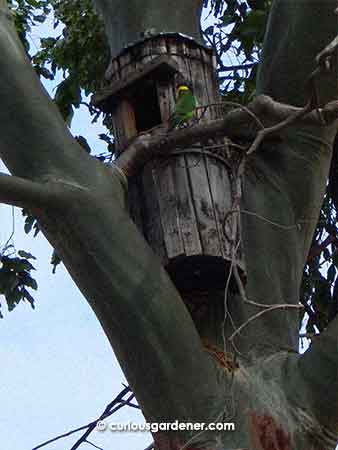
left=115, top=96, right=338, bottom=178
left=287, top=315, right=338, bottom=437
left=0, top=172, right=81, bottom=210
left=32, top=386, right=131, bottom=450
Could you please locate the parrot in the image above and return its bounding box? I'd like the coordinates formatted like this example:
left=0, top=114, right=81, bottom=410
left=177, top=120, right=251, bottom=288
left=168, top=84, right=197, bottom=130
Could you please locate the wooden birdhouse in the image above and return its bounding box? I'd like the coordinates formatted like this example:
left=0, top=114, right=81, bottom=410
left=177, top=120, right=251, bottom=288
left=92, top=33, right=245, bottom=292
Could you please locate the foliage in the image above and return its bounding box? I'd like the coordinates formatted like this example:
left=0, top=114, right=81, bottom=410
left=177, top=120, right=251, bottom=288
left=32, top=0, right=109, bottom=123
left=0, top=245, right=38, bottom=317
left=203, top=0, right=271, bottom=103
left=7, top=0, right=51, bottom=54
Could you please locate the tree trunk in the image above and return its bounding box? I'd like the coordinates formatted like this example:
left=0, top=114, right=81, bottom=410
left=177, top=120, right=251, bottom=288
left=0, top=0, right=338, bottom=448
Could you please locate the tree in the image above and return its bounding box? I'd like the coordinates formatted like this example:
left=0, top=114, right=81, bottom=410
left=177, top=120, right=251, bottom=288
left=1, top=1, right=338, bottom=449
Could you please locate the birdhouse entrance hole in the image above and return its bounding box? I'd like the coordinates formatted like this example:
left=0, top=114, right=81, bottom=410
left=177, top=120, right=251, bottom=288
left=132, top=80, right=162, bottom=133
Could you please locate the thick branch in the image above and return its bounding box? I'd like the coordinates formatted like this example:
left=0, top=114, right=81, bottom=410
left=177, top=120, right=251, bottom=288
left=257, top=0, right=338, bottom=106
left=0, top=172, right=81, bottom=210
left=116, top=96, right=338, bottom=178
left=285, top=316, right=338, bottom=439
left=92, top=0, right=203, bottom=57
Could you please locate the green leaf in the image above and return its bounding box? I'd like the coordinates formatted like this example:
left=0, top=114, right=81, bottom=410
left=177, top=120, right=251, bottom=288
left=18, top=250, right=36, bottom=260
left=33, top=14, right=46, bottom=23
left=327, top=264, right=336, bottom=283
left=22, top=288, right=35, bottom=309
left=51, top=250, right=62, bottom=274
left=21, top=273, right=38, bottom=290
left=6, top=288, right=23, bottom=311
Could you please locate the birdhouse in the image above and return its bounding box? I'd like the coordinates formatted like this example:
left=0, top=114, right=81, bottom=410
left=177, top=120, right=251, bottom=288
left=92, top=33, right=245, bottom=292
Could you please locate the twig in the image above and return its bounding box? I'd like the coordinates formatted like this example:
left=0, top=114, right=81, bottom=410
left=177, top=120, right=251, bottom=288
left=229, top=304, right=304, bottom=341
left=307, top=233, right=338, bottom=263
left=70, top=391, right=135, bottom=450
left=247, top=99, right=313, bottom=155
left=299, top=332, right=320, bottom=339
left=84, top=440, right=104, bottom=450
left=247, top=32, right=338, bottom=156
left=217, top=63, right=257, bottom=72
left=143, top=443, right=154, bottom=450
left=32, top=386, right=131, bottom=450
left=195, top=101, right=265, bottom=130
left=119, top=399, right=140, bottom=409
left=0, top=205, right=15, bottom=256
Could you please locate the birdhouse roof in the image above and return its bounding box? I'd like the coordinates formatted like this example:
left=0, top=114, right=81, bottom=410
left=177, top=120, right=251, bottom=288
left=91, top=54, right=180, bottom=110
left=117, top=32, right=212, bottom=58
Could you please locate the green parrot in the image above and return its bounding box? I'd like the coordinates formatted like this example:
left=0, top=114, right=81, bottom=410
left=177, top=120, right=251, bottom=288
left=168, top=84, right=197, bottom=130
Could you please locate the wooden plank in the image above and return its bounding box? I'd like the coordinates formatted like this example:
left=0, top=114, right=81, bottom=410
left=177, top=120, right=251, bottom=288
left=109, top=58, right=121, bottom=83
left=156, top=80, right=171, bottom=123
left=171, top=155, right=202, bottom=256
left=111, top=105, right=124, bottom=155
left=186, top=153, right=222, bottom=256
left=153, top=158, right=185, bottom=260
left=119, top=51, right=131, bottom=78
left=114, top=101, right=127, bottom=150
left=139, top=41, right=154, bottom=65
left=169, top=38, right=190, bottom=86
left=205, top=155, right=233, bottom=259
left=119, top=99, right=137, bottom=140
left=165, top=38, right=182, bottom=119
left=93, top=55, right=179, bottom=105
left=189, top=46, right=210, bottom=122
left=200, top=47, right=221, bottom=120
left=152, top=36, right=167, bottom=55
left=141, top=162, right=168, bottom=264
left=104, top=59, right=115, bottom=81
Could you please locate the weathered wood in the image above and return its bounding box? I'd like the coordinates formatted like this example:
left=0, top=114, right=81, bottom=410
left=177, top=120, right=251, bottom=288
left=152, top=36, right=167, bottom=55
left=141, top=162, right=168, bottom=264
left=171, top=155, right=202, bottom=256
left=186, top=153, right=222, bottom=257
left=113, top=103, right=127, bottom=151
left=200, top=48, right=221, bottom=120
left=111, top=104, right=125, bottom=155
left=157, top=80, right=172, bottom=123
left=190, top=46, right=211, bottom=121
left=119, top=99, right=137, bottom=140
left=92, top=55, right=179, bottom=107
left=153, top=159, right=185, bottom=259
left=205, top=155, right=232, bottom=259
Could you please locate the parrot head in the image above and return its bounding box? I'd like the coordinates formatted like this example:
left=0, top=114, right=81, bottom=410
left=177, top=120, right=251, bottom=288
left=176, top=84, right=193, bottom=98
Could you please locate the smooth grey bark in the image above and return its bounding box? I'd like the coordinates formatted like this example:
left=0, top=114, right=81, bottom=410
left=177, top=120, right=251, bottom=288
left=1, top=0, right=338, bottom=449
left=238, top=0, right=338, bottom=357
left=93, top=0, right=203, bottom=57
